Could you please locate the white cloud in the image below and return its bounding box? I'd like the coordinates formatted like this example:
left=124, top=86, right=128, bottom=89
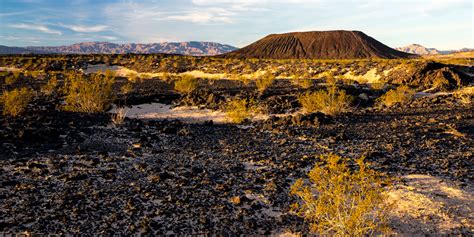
left=167, top=8, right=234, bottom=24
left=99, top=35, right=119, bottom=41
left=60, top=24, right=109, bottom=33
left=8, top=23, right=62, bottom=35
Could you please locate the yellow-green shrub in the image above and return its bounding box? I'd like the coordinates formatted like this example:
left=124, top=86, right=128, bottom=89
left=174, top=74, right=198, bottom=94
left=62, top=72, right=115, bottom=113
left=377, top=85, right=415, bottom=107
left=256, top=71, right=275, bottom=93
left=298, top=86, right=351, bottom=115
left=225, top=98, right=254, bottom=123
left=290, top=154, right=391, bottom=235
left=1, top=87, right=34, bottom=117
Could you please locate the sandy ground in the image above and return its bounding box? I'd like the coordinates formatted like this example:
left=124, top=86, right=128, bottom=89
left=109, top=103, right=273, bottom=124
left=110, top=103, right=230, bottom=123
left=388, top=174, right=473, bottom=234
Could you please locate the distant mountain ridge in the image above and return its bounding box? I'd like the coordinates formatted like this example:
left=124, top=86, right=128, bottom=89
left=0, top=41, right=238, bottom=56
left=225, top=30, right=415, bottom=59
left=396, top=44, right=473, bottom=55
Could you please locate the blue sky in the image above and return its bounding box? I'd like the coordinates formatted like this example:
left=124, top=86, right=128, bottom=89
left=0, top=0, right=472, bottom=49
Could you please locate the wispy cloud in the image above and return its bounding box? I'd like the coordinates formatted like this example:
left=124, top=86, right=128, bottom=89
left=60, top=24, right=109, bottom=33
left=167, top=8, right=234, bottom=24
left=0, top=10, right=31, bottom=17
left=8, top=23, right=62, bottom=35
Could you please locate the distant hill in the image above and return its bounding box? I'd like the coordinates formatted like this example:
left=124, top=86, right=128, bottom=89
left=0, top=45, right=46, bottom=55
left=396, top=44, right=473, bottom=55
left=396, top=44, right=441, bottom=55
left=0, top=42, right=238, bottom=56
left=224, top=30, right=415, bottom=59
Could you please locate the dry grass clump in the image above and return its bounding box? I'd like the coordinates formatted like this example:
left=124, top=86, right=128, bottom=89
left=377, top=85, right=415, bottom=107
left=255, top=71, right=275, bottom=93
left=298, top=86, right=352, bottom=115
left=174, top=74, right=198, bottom=94
left=1, top=87, right=34, bottom=117
left=225, top=98, right=255, bottom=123
left=62, top=72, right=115, bottom=113
left=111, top=107, right=129, bottom=126
left=290, top=153, right=392, bottom=236
left=453, top=86, right=473, bottom=105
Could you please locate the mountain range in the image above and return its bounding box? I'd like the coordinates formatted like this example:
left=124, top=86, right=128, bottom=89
left=0, top=41, right=238, bottom=56
left=224, top=30, right=415, bottom=59
left=396, top=44, right=473, bottom=55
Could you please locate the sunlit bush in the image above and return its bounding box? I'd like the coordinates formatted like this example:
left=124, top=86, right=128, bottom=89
left=377, top=85, right=415, bottom=107
left=62, top=72, right=115, bottom=113
left=298, top=86, right=352, bottom=115
left=174, top=74, right=198, bottom=94
left=1, top=87, right=34, bottom=117
left=290, top=153, right=392, bottom=235
left=225, top=98, right=255, bottom=123
left=256, top=71, right=275, bottom=93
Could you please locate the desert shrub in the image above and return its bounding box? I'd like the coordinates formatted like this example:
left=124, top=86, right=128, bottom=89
left=377, top=85, right=415, bottom=107
left=225, top=98, right=254, bottom=123
left=174, top=74, right=198, bottom=94
left=41, top=76, right=58, bottom=96
left=290, top=153, right=391, bottom=235
left=62, top=72, right=115, bottom=113
left=298, top=86, right=352, bottom=115
left=256, top=71, right=275, bottom=93
left=1, top=87, right=34, bottom=117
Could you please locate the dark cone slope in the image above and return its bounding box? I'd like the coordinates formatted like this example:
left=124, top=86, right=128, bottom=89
left=225, top=30, right=416, bottom=59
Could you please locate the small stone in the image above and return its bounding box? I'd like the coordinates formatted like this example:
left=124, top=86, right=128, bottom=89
left=230, top=196, right=241, bottom=205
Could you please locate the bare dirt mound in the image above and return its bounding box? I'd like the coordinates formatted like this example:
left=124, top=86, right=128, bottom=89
left=224, top=30, right=415, bottom=59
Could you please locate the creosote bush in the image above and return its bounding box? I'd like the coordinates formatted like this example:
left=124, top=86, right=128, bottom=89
left=174, top=74, right=198, bottom=94
left=377, top=85, right=415, bottom=107
left=225, top=98, right=255, bottom=123
left=1, top=87, right=34, bottom=117
left=298, top=86, right=351, bottom=115
left=290, top=153, right=392, bottom=236
left=256, top=71, right=275, bottom=93
left=62, top=72, right=115, bottom=113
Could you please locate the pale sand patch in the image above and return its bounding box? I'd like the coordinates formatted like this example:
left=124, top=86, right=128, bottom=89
left=110, top=103, right=228, bottom=123
left=387, top=174, right=473, bottom=235
left=342, top=68, right=382, bottom=83
left=110, top=103, right=271, bottom=124
left=85, top=64, right=281, bottom=81
left=181, top=70, right=225, bottom=79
